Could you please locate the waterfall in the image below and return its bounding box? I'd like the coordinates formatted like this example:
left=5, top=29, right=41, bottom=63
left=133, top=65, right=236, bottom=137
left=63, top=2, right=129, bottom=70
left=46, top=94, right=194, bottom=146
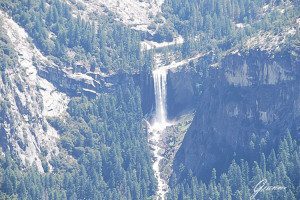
left=147, top=52, right=200, bottom=199
left=148, top=66, right=170, bottom=200
left=152, top=67, right=168, bottom=128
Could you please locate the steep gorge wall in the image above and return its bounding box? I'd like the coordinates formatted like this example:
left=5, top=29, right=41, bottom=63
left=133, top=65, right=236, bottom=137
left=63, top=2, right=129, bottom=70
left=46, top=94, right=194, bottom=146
left=173, top=48, right=300, bottom=181
left=141, top=61, right=200, bottom=119
left=167, top=65, right=197, bottom=119
left=0, top=11, right=69, bottom=172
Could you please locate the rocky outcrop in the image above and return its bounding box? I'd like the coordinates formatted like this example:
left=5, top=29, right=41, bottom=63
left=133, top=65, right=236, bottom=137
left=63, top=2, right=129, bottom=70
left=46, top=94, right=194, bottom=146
left=167, top=65, right=196, bottom=119
left=173, top=48, right=300, bottom=181
left=141, top=69, right=155, bottom=115
left=65, top=0, right=165, bottom=32
left=38, top=63, right=141, bottom=98
left=0, top=11, right=69, bottom=172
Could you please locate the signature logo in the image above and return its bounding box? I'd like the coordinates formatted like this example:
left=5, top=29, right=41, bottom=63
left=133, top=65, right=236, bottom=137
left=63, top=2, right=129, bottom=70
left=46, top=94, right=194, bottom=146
left=250, top=179, right=286, bottom=199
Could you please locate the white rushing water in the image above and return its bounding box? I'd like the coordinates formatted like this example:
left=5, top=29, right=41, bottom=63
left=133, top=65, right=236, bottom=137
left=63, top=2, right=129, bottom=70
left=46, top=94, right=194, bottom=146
left=147, top=46, right=204, bottom=200
left=152, top=67, right=168, bottom=129
left=148, top=66, right=170, bottom=200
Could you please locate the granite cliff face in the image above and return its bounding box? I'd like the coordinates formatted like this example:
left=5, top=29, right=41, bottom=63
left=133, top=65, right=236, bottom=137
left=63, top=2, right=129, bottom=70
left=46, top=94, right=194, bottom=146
left=0, top=11, right=69, bottom=172
left=172, top=47, right=300, bottom=181
left=167, top=66, right=196, bottom=119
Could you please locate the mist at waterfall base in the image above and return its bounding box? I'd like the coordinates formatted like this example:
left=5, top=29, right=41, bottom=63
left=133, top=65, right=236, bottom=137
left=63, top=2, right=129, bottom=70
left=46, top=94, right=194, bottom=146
left=147, top=66, right=173, bottom=200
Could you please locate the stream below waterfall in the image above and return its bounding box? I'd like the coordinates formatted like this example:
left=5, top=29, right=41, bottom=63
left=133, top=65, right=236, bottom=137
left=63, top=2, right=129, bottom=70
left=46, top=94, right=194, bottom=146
left=148, top=66, right=170, bottom=200
left=146, top=50, right=202, bottom=199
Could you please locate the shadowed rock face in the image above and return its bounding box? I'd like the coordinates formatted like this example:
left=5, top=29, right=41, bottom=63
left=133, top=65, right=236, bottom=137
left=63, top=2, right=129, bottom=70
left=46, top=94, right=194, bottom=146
left=141, top=64, right=197, bottom=119
left=167, top=67, right=196, bottom=119
left=141, top=71, right=155, bottom=116
left=173, top=48, right=300, bottom=181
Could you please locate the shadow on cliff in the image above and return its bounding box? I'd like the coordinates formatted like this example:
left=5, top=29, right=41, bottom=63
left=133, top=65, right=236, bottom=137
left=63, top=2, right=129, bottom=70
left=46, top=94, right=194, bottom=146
left=171, top=48, right=300, bottom=183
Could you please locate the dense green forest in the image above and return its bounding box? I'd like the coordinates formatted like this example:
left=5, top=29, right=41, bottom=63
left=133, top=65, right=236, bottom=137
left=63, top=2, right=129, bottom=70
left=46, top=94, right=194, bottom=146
left=168, top=133, right=300, bottom=199
left=161, top=0, right=299, bottom=58
left=0, top=0, right=142, bottom=73
left=0, top=16, right=156, bottom=198
left=0, top=0, right=299, bottom=199
left=0, top=82, right=157, bottom=199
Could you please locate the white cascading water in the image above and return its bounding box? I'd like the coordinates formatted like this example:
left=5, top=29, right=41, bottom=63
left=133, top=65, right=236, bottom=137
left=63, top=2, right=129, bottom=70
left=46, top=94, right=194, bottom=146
left=152, top=67, right=168, bottom=129
left=148, top=66, right=170, bottom=200
left=147, top=51, right=201, bottom=199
